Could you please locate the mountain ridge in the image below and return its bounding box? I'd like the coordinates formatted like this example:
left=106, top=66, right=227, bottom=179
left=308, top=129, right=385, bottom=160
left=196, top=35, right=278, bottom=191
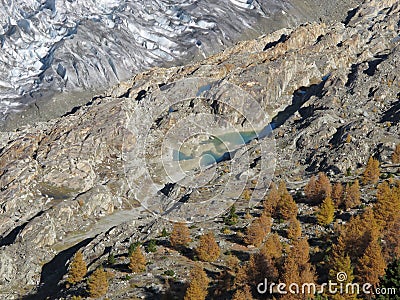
left=0, top=0, right=399, bottom=298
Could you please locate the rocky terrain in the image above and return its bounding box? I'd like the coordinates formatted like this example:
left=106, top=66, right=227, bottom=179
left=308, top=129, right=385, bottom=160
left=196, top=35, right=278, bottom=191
left=0, top=0, right=363, bottom=127
left=0, top=0, right=399, bottom=298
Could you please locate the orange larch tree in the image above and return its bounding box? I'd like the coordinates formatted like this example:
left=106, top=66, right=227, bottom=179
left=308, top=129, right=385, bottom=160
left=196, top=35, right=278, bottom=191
left=281, top=238, right=315, bottom=299
left=196, top=232, right=221, bottom=262
left=315, top=172, right=332, bottom=201
left=305, top=173, right=332, bottom=204
left=328, top=235, right=356, bottom=300
left=264, top=182, right=280, bottom=217
left=374, top=181, right=400, bottom=228
left=129, top=246, right=146, bottom=273
left=356, top=237, right=387, bottom=288
left=317, top=196, right=335, bottom=226
left=184, top=263, right=210, bottom=300
left=343, top=180, right=361, bottom=210
left=362, top=156, right=380, bottom=185
left=87, top=267, right=108, bottom=298
left=304, top=175, right=317, bottom=202
left=332, top=182, right=344, bottom=208
left=67, top=251, right=87, bottom=285
left=287, top=217, right=302, bottom=240
left=232, top=285, right=253, bottom=300
left=244, top=214, right=271, bottom=247
left=170, top=222, right=191, bottom=249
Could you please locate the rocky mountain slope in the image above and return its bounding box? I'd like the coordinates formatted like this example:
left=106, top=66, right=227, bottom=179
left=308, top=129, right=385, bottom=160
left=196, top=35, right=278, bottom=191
left=0, top=0, right=360, bottom=118
left=0, top=0, right=399, bottom=298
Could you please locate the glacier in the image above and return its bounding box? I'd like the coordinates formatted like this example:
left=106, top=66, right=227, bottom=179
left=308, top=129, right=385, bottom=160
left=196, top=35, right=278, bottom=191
left=0, top=0, right=307, bottom=117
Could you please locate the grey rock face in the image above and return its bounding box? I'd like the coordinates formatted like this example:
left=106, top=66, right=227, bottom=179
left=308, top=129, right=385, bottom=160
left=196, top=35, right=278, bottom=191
left=0, top=0, right=399, bottom=298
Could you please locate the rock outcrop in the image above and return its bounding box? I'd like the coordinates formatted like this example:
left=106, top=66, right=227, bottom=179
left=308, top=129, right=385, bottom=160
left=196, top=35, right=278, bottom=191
left=0, top=0, right=399, bottom=298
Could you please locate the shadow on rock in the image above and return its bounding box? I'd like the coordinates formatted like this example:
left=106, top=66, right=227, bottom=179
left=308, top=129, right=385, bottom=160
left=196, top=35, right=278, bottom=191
left=22, top=237, right=94, bottom=300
